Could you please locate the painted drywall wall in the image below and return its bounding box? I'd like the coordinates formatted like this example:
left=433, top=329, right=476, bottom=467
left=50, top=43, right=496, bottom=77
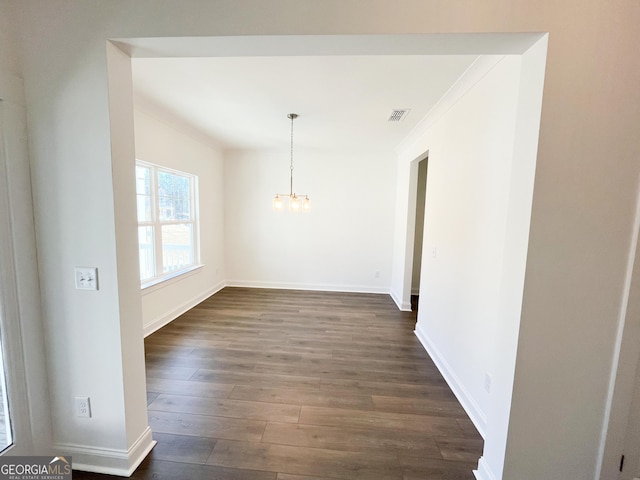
left=402, top=55, right=525, bottom=478
left=224, top=148, right=395, bottom=292
left=106, top=44, right=155, bottom=468
left=420, top=55, right=521, bottom=427
left=133, top=108, right=226, bottom=335
left=396, top=43, right=547, bottom=480
left=615, top=225, right=640, bottom=479
left=0, top=0, right=20, bottom=78
left=12, top=1, right=640, bottom=479
left=28, top=39, right=127, bottom=456
left=599, top=196, right=640, bottom=477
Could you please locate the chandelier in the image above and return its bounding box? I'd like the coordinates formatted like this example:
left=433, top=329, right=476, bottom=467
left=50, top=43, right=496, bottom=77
left=273, top=113, right=311, bottom=212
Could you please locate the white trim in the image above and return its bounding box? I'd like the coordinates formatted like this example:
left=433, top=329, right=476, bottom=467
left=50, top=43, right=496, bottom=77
left=65, top=431, right=156, bottom=476
left=141, top=264, right=204, bottom=293
left=116, top=33, right=545, bottom=59
left=597, top=172, right=640, bottom=477
left=0, top=347, right=11, bottom=449
left=0, top=106, right=20, bottom=451
left=398, top=156, right=421, bottom=313
left=226, top=280, right=389, bottom=295
left=143, top=281, right=225, bottom=337
left=474, top=457, right=497, bottom=480
left=390, top=287, right=412, bottom=311
left=136, top=159, right=199, bottom=286
left=61, top=426, right=155, bottom=476
left=414, top=322, right=487, bottom=438
left=0, top=91, right=46, bottom=455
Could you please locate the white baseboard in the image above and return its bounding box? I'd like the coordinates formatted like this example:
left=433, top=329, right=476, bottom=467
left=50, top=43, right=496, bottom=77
left=390, top=288, right=412, bottom=311
left=143, top=281, right=225, bottom=337
left=143, top=280, right=392, bottom=337
left=474, top=456, right=497, bottom=480
left=414, top=322, right=487, bottom=438
left=226, top=280, right=389, bottom=295
left=61, top=426, right=156, bottom=476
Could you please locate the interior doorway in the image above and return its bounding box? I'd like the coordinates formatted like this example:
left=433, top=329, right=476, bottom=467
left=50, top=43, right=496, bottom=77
left=411, top=157, right=428, bottom=310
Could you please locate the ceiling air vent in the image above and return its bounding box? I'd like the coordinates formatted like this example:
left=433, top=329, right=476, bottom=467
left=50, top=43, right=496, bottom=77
left=388, top=109, right=410, bottom=122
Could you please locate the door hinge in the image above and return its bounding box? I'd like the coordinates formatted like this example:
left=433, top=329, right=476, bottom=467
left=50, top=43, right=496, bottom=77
left=620, top=454, right=625, bottom=472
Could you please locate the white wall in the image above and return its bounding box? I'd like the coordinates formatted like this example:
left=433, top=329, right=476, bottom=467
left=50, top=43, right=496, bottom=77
left=11, top=1, right=640, bottom=479
left=106, top=44, right=153, bottom=468
left=0, top=0, right=20, bottom=78
left=396, top=44, right=548, bottom=480
left=224, top=148, right=395, bottom=292
left=133, top=108, right=226, bottom=336
left=402, top=55, right=525, bottom=478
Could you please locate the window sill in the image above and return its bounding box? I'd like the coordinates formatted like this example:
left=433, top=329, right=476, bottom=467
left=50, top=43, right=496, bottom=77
left=141, top=264, right=204, bottom=295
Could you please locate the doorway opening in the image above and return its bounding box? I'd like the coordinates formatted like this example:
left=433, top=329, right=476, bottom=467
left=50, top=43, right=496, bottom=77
left=107, top=32, right=549, bottom=480
left=411, top=156, right=428, bottom=311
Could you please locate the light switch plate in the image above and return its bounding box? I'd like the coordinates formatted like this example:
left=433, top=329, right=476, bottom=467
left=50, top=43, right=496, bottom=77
left=75, top=267, right=98, bottom=290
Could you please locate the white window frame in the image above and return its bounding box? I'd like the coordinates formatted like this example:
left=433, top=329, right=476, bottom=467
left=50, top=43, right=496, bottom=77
left=136, top=160, right=200, bottom=288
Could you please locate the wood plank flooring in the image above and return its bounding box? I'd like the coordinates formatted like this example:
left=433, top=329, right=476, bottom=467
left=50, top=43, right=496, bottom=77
left=74, top=287, right=482, bottom=479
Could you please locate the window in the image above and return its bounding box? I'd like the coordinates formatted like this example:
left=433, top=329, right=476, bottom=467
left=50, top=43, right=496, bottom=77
left=136, top=161, right=199, bottom=286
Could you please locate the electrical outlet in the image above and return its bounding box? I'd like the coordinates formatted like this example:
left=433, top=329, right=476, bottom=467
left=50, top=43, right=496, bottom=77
left=75, top=267, right=98, bottom=290
left=75, top=396, right=91, bottom=418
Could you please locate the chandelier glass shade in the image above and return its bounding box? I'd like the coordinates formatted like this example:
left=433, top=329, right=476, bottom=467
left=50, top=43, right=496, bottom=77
left=273, top=113, right=311, bottom=212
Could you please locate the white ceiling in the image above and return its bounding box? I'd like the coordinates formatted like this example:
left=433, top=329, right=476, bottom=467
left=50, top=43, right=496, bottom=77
left=132, top=55, right=478, bottom=151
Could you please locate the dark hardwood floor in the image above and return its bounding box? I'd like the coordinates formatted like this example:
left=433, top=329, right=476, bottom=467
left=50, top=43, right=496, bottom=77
left=74, top=287, right=483, bottom=479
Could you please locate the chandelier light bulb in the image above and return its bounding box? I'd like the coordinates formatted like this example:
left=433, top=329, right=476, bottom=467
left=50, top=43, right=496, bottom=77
left=290, top=195, right=301, bottom=211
